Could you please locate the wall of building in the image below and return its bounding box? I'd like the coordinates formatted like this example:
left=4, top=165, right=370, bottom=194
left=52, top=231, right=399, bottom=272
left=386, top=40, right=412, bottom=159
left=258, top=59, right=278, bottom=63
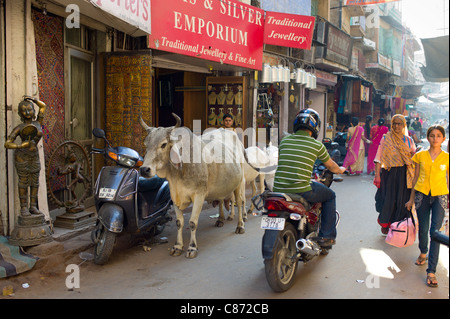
left=0, top=0, right=7, bottom=235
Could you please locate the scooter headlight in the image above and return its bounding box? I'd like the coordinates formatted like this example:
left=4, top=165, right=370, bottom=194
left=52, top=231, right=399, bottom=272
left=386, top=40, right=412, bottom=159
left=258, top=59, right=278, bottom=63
left=116, top=154, right=137, bottom=167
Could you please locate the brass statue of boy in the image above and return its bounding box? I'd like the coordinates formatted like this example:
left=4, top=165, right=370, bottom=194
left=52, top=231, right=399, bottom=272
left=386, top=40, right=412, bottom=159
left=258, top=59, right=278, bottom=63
left=4, top=96, right=46, bottom=217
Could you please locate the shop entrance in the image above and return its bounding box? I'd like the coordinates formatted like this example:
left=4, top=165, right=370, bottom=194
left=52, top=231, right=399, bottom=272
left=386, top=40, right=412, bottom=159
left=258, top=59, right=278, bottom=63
left=156, top=70, right=184, bottom=127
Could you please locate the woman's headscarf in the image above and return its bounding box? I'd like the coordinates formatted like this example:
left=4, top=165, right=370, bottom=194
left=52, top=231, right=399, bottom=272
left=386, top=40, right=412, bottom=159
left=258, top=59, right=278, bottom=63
left=380, top=114, right=415, bottom=188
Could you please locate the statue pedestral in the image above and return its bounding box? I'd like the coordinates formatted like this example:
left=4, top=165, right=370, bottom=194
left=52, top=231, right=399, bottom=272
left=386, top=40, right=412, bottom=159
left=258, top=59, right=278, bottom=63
left=53, top=206, right=96, bottom=230
left=9, top=214, right=52, bottom=247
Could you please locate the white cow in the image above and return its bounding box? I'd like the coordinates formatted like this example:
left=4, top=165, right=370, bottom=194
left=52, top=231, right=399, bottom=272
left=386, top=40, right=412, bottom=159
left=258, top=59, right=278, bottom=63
left=140, top=114, right=246, bottom=258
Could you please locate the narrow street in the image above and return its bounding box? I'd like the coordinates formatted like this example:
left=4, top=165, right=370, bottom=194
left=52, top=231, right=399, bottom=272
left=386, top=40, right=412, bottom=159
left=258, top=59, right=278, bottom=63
left=2, top=171, right=448, bottom=300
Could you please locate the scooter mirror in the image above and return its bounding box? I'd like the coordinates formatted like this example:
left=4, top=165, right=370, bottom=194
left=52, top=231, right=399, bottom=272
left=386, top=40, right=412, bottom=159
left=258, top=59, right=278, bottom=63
left=93, top=128, right=106, bottom=139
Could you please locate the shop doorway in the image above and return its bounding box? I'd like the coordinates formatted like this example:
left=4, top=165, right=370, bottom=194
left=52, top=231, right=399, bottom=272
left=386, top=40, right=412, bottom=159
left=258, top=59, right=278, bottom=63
left=66, top=49, right=94, bottom=145
left=156, top=70, right=184, bottom=127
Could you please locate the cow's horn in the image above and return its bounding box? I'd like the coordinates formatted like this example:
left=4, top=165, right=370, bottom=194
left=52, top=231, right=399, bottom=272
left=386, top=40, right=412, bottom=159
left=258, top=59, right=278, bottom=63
left=172, top=113, right=181, bottom=128
left=139, top=116, right=152, bottom=131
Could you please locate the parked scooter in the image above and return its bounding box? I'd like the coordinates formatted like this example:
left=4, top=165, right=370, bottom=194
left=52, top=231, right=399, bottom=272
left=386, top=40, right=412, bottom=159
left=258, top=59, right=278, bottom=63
left=252, top=168, right=343, bottom=292
left=91, top=128, right=172, bottom=265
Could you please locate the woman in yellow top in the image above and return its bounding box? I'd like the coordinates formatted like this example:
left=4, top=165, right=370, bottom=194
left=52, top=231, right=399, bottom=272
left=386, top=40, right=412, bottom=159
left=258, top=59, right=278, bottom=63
left=406, top=125, right=449, bottom=288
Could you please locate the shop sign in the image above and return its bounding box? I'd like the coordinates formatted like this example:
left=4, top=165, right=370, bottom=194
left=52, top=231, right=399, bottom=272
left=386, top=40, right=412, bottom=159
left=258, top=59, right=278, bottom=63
left=264, top=11, right=315, bottom=50
left=378, top=53, right=392, bottom=71
left=393, top=59, right=401, bottom=76
left=344, top=0, right=400, bottom=5
left=315, top=69, right=337, bottom=86
left=365, top=63, right=379, bottom=69
left=325, top=23, right=353, bottom=67
left=90, top=0, right=151, bottom=34
left=149, top=0, right=264, bottom=70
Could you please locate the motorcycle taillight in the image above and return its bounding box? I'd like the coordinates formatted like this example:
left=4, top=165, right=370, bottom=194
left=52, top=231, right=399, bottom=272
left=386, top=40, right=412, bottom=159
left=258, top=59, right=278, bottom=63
left=265, top=199, right=286, bottom=211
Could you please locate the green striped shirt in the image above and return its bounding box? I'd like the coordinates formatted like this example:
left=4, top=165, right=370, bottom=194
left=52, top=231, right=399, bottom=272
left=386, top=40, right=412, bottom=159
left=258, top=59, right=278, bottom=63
left=273, top=130, right=330, bottom=193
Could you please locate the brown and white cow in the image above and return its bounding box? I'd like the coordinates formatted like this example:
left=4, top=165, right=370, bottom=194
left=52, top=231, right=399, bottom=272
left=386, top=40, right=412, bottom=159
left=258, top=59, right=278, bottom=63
left=139, top=114, right=246, bottom=258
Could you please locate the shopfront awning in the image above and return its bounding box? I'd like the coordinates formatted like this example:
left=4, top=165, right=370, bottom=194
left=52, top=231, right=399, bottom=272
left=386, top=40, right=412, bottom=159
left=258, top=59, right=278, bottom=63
left=400, top=85, right=423, bottom=99
left=420, top=36, right=449, bottom=82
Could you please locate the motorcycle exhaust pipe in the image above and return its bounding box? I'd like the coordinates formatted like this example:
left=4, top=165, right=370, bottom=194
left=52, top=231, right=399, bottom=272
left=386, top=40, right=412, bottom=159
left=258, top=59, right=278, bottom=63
left=296, top=239, right=321, bottom=257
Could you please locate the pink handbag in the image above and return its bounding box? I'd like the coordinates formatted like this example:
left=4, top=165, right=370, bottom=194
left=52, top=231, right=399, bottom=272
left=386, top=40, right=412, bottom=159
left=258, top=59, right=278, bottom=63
left=385, top=215, right=416, bottom=248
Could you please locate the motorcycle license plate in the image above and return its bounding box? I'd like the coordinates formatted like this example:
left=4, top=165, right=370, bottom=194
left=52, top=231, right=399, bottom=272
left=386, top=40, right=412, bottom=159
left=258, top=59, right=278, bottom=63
left=99, top=188, right=116, bottom=199
left=261, top=217, right=285, bottom=230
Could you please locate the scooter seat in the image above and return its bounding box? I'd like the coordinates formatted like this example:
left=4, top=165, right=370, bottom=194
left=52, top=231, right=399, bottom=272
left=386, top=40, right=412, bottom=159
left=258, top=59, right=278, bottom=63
left=138, top=176, right=166, bottom=192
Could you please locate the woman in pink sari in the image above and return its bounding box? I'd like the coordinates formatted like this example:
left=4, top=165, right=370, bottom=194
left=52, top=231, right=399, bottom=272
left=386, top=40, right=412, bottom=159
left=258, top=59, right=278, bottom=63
left=343, top=117, right=371, bottom=175
left=367, top=118, right=388, bottom=175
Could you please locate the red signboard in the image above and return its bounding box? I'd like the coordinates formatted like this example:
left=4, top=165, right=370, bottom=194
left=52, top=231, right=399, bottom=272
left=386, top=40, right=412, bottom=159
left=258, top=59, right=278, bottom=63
left=149, top=0, right=265, bottom=70
left=264, top=11, right=315, bottom=50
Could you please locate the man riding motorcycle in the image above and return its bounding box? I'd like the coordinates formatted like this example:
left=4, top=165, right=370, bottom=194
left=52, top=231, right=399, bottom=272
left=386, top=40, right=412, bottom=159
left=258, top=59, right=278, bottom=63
left=273, top=109, right=346, bottom=247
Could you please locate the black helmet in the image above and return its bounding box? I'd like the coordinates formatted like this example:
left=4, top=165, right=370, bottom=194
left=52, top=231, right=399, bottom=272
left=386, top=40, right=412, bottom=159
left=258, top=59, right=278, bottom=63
left=293, top=108, right=321, bottom=139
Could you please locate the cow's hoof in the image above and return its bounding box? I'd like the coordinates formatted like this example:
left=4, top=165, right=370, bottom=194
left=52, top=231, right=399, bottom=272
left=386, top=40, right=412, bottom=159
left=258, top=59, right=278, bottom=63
left=227, top=216, right=234, bottom=221
left=235, top=226, right=245, bottom=234
left=215, top=220, right=224, bottom=228
left=169, top=246, right=183, bottom=256
left=186, top=249, right=198, bottom=259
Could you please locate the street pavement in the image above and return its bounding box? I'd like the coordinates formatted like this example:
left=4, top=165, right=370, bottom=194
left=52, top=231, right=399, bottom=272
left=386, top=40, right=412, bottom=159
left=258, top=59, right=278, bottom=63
left=1, top=166, right=448, bottom=300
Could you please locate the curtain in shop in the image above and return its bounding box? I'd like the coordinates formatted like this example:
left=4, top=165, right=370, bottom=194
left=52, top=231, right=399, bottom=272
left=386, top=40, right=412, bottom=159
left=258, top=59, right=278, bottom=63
left=105, top=53, right=153, bottom=157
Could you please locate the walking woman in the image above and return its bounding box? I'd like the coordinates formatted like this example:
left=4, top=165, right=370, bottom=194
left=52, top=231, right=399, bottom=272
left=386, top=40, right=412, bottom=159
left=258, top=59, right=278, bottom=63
left=367, top=118, right=389, bottom=175
left=405, top=125, right=449, bottom=288
left=374, top=114, right=416, bottom=234
left=343, top=117, right=371, bottom=175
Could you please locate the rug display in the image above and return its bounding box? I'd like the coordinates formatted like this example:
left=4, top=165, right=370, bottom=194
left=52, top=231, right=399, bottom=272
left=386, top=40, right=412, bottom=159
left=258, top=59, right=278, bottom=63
left=0, top=236, right=38, bottom=278
left=31, top=9, right=65, bottom=164
left=32, top=9, right=66, bottom=203
left=105, top=53, right=153, bottom=157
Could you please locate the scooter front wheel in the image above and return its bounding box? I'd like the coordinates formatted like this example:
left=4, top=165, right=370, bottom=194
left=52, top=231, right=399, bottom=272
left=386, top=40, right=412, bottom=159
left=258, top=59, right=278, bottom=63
left=93, top=224, right=116, bottom=265
left=264, top=223, right=298, bottom=292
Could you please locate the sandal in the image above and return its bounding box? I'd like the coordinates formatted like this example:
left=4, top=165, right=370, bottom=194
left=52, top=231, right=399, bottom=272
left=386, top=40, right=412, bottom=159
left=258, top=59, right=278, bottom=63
left=415, top=255, right=427, bottom=266
left=426, top=274, right=438, bottom=288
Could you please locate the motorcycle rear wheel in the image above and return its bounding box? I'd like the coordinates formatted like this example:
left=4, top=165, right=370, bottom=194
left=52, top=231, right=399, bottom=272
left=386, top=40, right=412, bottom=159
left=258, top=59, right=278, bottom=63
left=93, top=225, right=116, bottom=265
left=264, top=223, right=298, bottom=292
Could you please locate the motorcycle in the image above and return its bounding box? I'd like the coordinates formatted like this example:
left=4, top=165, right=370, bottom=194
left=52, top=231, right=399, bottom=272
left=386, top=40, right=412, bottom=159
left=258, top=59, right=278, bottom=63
left=252, top=168, right=343, bottom=292
left=322, top=137, right=341, bottom=165
left=91, top=128, right=172, bottom=265
left=333, top=132, right=347, bottom=165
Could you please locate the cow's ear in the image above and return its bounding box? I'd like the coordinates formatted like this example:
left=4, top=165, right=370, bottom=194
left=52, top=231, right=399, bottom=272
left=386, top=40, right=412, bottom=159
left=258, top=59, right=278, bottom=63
left=169, top=143, right=183, bottom=170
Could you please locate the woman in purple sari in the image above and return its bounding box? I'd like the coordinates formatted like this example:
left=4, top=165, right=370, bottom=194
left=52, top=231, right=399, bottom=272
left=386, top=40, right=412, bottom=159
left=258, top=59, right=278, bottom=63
left=367, top=118, right=388, bottom=175
left=343, top=117, right=371, bottom=175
